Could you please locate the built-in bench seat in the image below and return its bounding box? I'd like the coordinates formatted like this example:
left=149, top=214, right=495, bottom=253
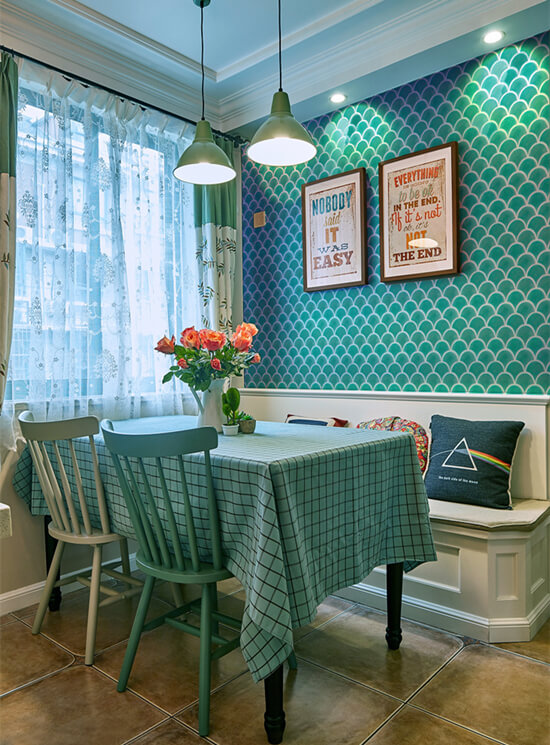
left=239, top=388, right=550, bottom=643
left=428, top=498, right=550, bottom=531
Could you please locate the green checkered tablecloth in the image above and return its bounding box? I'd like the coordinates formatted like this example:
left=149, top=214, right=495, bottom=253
left=13, top=416, right=436, bottom=682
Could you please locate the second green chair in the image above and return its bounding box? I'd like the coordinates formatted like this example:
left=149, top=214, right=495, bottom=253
left=101, top=421, right=241, bottom=737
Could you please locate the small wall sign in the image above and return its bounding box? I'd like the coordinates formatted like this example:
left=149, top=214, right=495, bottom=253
left=379, top=142, right=458, bottom=282
left=301, top=168, right=366, bottom=292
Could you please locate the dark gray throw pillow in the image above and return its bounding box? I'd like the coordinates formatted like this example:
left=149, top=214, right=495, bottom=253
left=424, top=415, right=524, bottom=509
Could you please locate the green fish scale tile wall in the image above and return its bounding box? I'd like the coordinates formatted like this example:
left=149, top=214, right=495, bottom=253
left=241, top=34, right=549, bottom=394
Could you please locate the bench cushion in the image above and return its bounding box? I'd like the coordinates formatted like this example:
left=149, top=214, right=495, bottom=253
left=428, top=498, right=550, bottom=531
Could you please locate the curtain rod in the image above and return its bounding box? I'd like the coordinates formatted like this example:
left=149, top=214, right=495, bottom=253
left=0, top=44, right=247, bottom=146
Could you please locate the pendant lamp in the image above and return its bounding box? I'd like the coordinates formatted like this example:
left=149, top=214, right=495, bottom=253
left=248, top=0, right=316, bottom=167
left=174, top=0, right=236, bottom=184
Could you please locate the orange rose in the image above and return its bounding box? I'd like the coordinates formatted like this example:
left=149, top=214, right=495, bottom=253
left=252, top=353, right=261, bottom=363
left=236, top=322, right=258, bottom=337
left=177, top=358, right=189, bottom=368
left=180, top=326, right=200, bottom=349
left=199, top=329, right=227, bottom=352
left=210, top=358, right=221, bottom=371
left=231, top=329, right=253, bottom=352
left=155, top=335, right=175, bottom=354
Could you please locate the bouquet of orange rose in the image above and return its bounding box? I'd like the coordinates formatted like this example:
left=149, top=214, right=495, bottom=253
left=155, top=323, right=261, bottom=393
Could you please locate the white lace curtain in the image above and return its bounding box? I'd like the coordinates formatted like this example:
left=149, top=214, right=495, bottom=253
left=2, top=59, right=205, bottom=453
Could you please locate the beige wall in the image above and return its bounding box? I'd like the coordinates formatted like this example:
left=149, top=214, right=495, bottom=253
left=0, top=448, right=133, bottom=612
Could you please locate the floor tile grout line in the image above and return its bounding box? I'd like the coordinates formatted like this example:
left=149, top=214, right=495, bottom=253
left=120, top=714, right=219, bottom=745
left=478, top=639, right=550, bottom=667
left=343, top=599, right=467, bottom=643
left=119, top=717, right=172, bottom=745
left=293, top=631, right=467, bottom=706
left=92, top=645, right=251, bottom=718
left=171, top=668, right=251, bottom=719
left=360, top=702, right=409, bottom=744
left=292, top=602, right=359, bottom=642
left=291, top=654, right=408, bottom=704
left=171, top=716, right=219, bottom=744
left=90, top=663, right=175, bottom=717
left=121, top=717, right=220, bottom=745
left=400, top=641, right=467, bottom=706
left=0, top=655, right=77, bottom=699
left=406, top=702, right=511, bottom=745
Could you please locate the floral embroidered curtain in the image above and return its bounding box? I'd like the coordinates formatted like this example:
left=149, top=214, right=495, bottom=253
left=194, top=136, right=240, bottom=333
left=0, top=54, right=18, bottom=462
left=2, top=58, right=208, bottom=451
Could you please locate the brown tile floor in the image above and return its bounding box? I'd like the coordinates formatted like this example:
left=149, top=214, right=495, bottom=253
left=1, top=580, right=548, bottom=745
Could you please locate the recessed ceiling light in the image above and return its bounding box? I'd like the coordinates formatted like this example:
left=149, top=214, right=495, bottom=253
left=330, top=93, right=347, bottom=104
left=483, top=30, right=504, bottom=44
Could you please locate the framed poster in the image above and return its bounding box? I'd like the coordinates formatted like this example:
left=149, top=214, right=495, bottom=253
left=379, top=141, right=458, bottom=282
left=302, top=168, right=366, bottom=291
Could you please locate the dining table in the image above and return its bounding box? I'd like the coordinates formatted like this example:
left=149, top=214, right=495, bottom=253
left=13, top=414, right=436, bottom=743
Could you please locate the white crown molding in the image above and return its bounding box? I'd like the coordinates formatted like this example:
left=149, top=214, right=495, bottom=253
left=1, top=0, right=545, bottom=131
left=47, top=0, right=216, bottom=81
left=1, top=1, right=220, bottom=127
left=218, top=0, right=544, bottom=130
left=216, top=0, right=384, bottom=82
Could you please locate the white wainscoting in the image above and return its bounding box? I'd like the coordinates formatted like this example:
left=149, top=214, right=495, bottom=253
left=239, top=389, right=549, bottom=500
left=239, top=388, right=550, bottom=640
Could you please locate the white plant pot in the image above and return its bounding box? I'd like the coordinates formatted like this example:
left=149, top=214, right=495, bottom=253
left=222, top=424, right=239, bottom=436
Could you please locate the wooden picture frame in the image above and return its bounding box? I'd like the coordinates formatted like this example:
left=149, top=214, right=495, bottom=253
left=379, top=141, right=458, bottom=282
left=301, top=168, right=366, bottom=292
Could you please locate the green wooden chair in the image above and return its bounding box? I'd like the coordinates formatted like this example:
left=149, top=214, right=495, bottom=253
left=18, top=411, right=143, bottom=665
left=101, top=421, right=242, bottom=737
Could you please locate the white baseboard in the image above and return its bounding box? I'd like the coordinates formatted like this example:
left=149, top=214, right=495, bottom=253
left=0, top=554, right=138, bottom=616
left=335, top=582, right=550, bottom=643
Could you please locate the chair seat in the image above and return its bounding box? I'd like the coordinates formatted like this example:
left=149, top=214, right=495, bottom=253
left=48, top=523, right=124, bottom=545
left=136, top=552, right=233, bottom=585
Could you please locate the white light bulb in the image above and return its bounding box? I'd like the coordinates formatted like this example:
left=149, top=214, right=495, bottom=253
left=248, top=137, right=316, bottom=167
left=483, top=30, right=504, bottom=44
left=330, top=93, right=347, bottom=104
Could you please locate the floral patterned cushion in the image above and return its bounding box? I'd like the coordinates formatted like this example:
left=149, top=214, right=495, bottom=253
left=357, top=416, right=429, bottom=473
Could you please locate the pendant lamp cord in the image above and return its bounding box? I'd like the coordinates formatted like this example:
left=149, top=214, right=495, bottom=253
left=278, top=0, right=282, bottom=91
left=200, top=3, right=205, bottom=120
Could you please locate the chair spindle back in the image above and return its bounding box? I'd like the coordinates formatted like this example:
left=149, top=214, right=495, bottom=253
left=18, top=411, right=110, bottom=537
left=101, top=422, right=223, bottom=573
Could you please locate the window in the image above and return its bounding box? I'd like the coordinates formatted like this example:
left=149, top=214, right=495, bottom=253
left=5, top=63, right=200, bottom=420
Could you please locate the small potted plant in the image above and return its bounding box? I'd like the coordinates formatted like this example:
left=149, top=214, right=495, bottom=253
left=221, top=387, right=240, bottom=436
left=238, top=412, right=256, bottom=434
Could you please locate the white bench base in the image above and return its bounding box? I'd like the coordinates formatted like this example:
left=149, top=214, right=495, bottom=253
left=337, top=499, right=550, bottom=642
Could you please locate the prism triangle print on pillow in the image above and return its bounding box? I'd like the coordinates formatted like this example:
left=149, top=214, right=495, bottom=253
left=424, top=415, right=524, bottom=509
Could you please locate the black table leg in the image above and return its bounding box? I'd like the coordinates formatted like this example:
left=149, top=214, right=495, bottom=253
left=385, top=561, right=403, bottom=650
left=264, top=664, right=285, bottom=744
left=44, top=516, right=62, bottom=611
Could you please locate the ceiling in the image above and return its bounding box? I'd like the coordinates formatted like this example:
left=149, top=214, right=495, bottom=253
left=1, top=0, right=547, bottom=136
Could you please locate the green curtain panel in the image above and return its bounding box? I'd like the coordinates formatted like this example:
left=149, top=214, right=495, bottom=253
left=194, top=136, right=239, bottom=333
left=0, top=54, right=18, bottom=414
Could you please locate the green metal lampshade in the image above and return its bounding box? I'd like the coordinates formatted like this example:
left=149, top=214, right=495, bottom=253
left=174, top=119, right=236, bottom=184
left=248, top=90, right=316, bottom=167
